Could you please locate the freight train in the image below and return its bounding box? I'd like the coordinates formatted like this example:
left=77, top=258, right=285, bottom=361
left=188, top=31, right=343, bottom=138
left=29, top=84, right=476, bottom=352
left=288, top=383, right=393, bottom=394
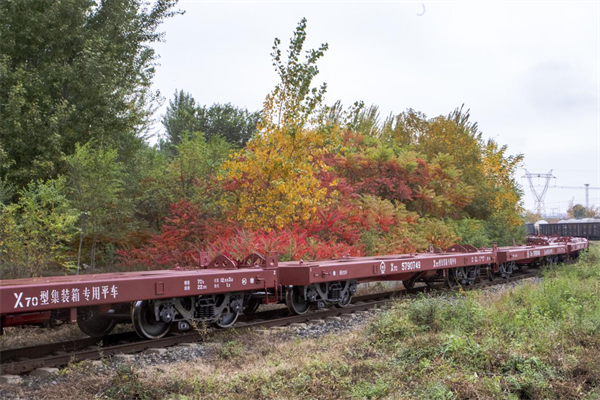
left=0, top=236, right=588, bottom=340
left=539, top=219, right=600, bottom=240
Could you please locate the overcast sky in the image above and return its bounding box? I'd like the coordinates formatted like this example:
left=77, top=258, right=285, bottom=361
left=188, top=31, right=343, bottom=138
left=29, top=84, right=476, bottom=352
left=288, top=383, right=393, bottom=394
left=150, top=1, right=599, bottom=216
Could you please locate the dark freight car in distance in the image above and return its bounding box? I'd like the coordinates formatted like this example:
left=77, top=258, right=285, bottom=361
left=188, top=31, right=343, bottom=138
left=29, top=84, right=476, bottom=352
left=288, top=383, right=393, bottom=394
left=539, top=220, right=600, bottom=240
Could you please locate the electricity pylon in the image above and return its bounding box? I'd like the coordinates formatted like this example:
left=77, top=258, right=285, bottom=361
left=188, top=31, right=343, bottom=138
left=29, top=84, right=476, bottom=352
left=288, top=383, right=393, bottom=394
left=522, top=169, right=556, bottom=218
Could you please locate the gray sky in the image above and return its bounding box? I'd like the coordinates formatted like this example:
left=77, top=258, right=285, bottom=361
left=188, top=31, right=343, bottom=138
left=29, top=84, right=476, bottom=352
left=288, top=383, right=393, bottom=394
left=150, top=1, right=599, bottom=216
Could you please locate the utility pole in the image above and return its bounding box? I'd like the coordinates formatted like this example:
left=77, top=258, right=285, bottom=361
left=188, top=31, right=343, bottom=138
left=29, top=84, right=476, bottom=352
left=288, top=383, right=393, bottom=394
left=522, top=169, right=556, bottom=219
left=585, top=184, right=590, bottom=208
left=549, top=183, right=600, bottom=209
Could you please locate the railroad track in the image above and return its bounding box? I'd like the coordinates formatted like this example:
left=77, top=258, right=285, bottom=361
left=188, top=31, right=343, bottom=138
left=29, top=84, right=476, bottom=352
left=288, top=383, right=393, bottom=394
left=0, top=268, right=542, bottom=375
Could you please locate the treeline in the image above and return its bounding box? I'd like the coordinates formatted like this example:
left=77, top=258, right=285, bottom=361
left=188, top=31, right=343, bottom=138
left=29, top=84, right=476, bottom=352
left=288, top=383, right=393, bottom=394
left=0, top=6, right=525, bottom=278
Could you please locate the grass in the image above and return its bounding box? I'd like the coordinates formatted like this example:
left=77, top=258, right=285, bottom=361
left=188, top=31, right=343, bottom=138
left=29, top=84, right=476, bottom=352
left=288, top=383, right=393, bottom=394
left=2, top=245, right=599, bottom=400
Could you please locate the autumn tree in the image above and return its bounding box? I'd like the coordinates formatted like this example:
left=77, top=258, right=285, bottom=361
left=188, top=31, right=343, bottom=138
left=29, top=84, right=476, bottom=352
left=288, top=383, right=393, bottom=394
left=223, top=18, right=335, bottom=229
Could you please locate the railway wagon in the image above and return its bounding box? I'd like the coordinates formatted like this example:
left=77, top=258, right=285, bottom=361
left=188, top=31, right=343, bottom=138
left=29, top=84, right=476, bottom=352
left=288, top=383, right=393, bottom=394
left=0, top=238, right=588, bottom=340
left=539, top=220, right=600, bottom=240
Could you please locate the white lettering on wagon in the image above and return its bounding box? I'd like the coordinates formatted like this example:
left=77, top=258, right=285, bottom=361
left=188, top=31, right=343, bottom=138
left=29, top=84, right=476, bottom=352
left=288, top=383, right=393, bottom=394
left=51, top=290, right=59, bottom=304
left=527, top=250, right=541, bottom=258
left=469, top=255, right=489, bottom=263
left=14, top=292, right=40, bottom=308
left=40, top=290, right=49, bottom=305
left=433, top=258, right=457, bottom=268
left=197, top=279, right=207, bottom=290
left=13, top=285, right=119, bottom=310
left=401, top=261, right=422, bottom=271
left=14, top=292, right=23, bottom=308
left=214, top=277, right=234, bottom=289
left=544, top=249, right=554, bottom=255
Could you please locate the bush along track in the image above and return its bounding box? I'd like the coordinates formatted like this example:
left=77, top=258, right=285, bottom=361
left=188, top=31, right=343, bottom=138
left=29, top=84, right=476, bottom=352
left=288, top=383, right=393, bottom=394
left=1, top=245, right=598, bottom=400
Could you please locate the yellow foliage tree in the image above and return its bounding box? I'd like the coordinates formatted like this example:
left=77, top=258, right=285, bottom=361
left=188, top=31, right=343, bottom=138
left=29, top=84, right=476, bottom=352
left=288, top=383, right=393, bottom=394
left=224, top=128, right=334, bottom=229
left=480, top=138, right=524, bottom=228
left=223, top=18, right=335, bottom=230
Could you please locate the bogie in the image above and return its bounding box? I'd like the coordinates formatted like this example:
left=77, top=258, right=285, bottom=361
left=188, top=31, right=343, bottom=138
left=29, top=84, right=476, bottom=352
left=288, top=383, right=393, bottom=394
left=285, top=280, right=357, bottom=315
left=129, top=293, right=246, bottom=339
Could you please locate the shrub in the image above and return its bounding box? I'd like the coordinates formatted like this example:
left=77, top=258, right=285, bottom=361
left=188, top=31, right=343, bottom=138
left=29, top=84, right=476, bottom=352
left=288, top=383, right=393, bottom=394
left=0, top=177, right=78, bottom=277
left=219, top=340, right=243, bottom=360
left=447, top=218, right=490, bottom=248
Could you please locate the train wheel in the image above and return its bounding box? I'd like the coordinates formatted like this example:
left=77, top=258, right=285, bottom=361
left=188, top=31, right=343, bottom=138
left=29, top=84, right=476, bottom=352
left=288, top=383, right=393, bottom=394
left=214, top=309, right=240, bottom=328
left=454, top=267, right=469, bottom=286
left=243, top=298, right=261, bottom=315
left=132, top=300, right=171, bottom=340
left=286, top=286, right=310, bottom=315
left=335, top=291, right=353, bottom=308
left=498, top=262, right=514, bottom=278
left=445, top=269, right=458, bottom=288
left=402, top=279, right=416, bottom=290
left=487, top=265, right=496, bottom=282
left=507, top=262, right=515, bottom=276
left=465, top=266, right=478, bottom=285
left=77, top=310, right=116, bottom=338
left=214, top=293, right=242, bottom=328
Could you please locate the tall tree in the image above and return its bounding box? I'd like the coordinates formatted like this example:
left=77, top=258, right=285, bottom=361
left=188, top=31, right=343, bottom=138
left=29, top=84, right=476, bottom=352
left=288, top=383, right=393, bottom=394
left=262, top=17, right=328, bottom=135
left=197, top=103, right=261, bottom=147
left=136, top=133, right=232, bottom=229
left=0, top=0, right=180, bottom=190
left=162, top=90, right=201, bottom=147
left=223, top=18, right=333, bottom=229
left=65, top=143, right=130, bottom=273
left=162, top=90, right=261, bottom=149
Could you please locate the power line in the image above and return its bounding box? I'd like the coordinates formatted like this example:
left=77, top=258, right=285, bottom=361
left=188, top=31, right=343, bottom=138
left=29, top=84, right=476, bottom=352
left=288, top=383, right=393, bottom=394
left=528, top=184, right=600, bottom=207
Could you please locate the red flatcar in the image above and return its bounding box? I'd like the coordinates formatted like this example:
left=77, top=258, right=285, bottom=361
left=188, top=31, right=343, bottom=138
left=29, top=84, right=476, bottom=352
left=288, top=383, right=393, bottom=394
left=0, top=236, right=588, bottom=340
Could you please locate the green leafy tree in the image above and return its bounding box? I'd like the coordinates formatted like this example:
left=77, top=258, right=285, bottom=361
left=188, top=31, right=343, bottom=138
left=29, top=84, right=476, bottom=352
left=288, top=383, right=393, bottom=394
left=0, top=0, right=180, bottom=190
left=344, top=102, right=381, bottom=136
left=65, top=143, right=130, bottom=273
left=262, top=17, right=329, bottom=135
left=197, top=103, right=261, bottom=147
left=0, top=180, right=14, bottom=205
left=136, top=133, right=232, bottom=229
left=448, top=218, right=491, bottom=248
left=162, top=90, right=202, bottom=148
left=0, top=178, right=79, bottom=278
left=567, top=203, right=599, bottom=219
left=162, top=90, right=260, bottom=149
